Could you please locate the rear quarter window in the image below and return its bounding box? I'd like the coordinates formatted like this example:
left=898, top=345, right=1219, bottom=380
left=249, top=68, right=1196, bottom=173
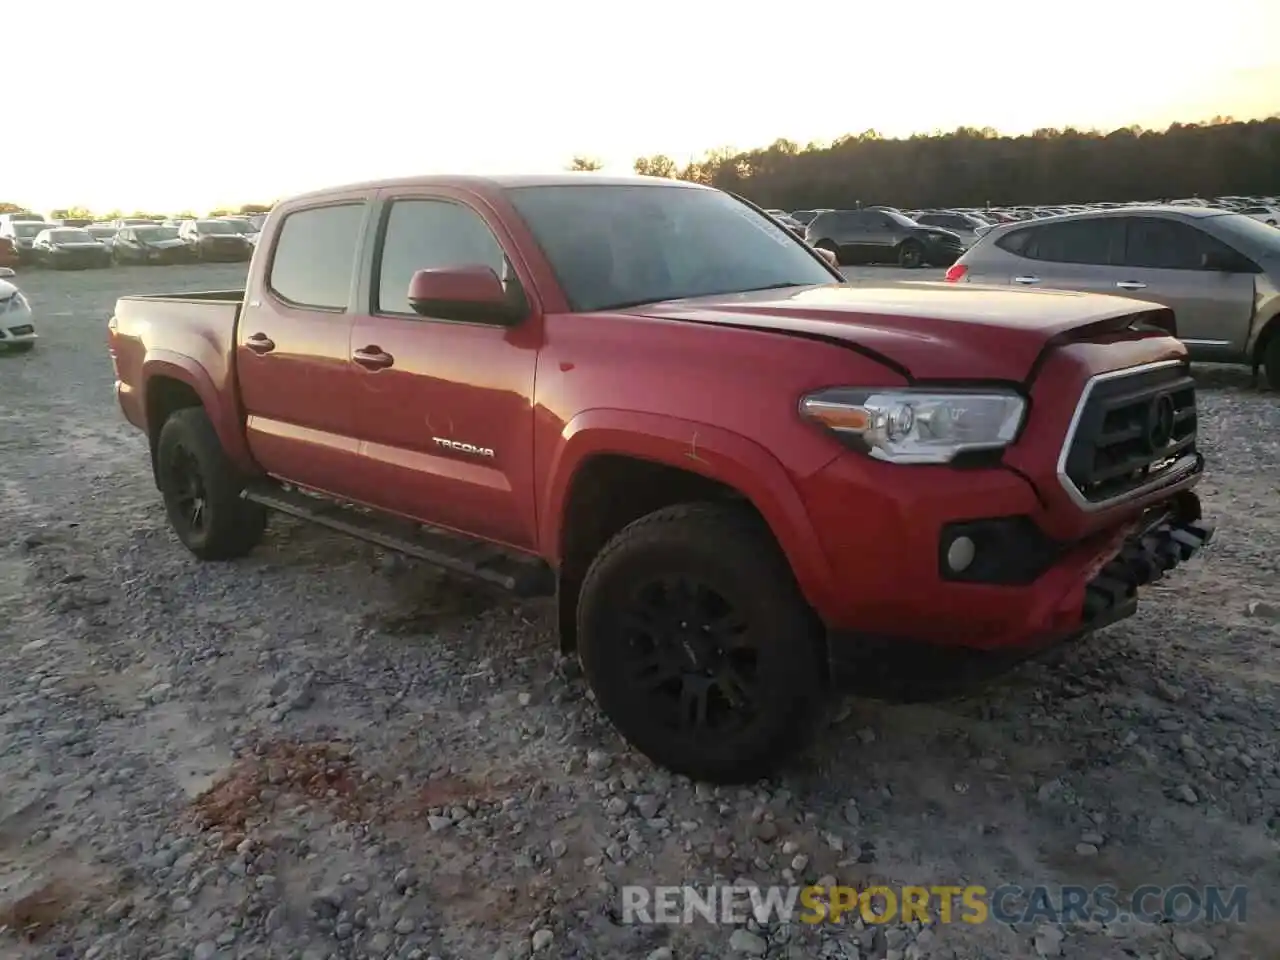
left=994, top=228, right=1032, bottom=255
left=267, top=203, right=366, bottom=310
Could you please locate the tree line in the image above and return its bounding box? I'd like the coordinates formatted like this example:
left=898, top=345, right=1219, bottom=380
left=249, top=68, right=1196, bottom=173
left=11, top=118, right=1280, bottom=219
left=625, top=116, right=1280, bottom=210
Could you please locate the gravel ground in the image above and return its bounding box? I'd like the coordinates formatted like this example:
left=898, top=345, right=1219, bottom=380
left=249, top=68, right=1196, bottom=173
left=1, top=262, right=1278, bottom=960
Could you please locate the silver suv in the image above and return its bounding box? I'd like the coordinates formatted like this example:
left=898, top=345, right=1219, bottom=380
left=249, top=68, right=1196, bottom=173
left=947, top=206, right=1280, bottom=388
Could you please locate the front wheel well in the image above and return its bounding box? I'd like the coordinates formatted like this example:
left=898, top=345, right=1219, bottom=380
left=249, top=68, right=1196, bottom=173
left=145, top=376, right=203, bottom=486
left=555, top=454, right=822, bottom=661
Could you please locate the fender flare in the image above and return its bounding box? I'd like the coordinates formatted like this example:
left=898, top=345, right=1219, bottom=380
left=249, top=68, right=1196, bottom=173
left=141, top=350, right=254, bottom=470
left=539, top=408, right=837, bottom=614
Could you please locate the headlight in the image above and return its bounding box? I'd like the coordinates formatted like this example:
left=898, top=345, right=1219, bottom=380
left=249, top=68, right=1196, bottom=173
left=800, top=387, right=1026, bottom=464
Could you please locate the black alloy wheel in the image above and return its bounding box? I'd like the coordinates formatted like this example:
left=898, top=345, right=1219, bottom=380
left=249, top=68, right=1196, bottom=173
left=577, top=503, right=824, bottom=783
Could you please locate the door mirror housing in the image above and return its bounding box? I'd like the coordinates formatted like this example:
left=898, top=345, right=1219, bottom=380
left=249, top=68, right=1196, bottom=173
left=407, top=266, right=524, bottom=325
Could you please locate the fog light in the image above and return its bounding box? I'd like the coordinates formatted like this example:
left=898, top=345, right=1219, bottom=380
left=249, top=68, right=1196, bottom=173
left=946, top=535, right=976, bottom=573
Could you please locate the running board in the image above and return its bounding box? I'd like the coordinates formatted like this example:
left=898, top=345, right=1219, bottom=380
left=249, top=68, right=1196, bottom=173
left=242, top=483, right=555, bottom=598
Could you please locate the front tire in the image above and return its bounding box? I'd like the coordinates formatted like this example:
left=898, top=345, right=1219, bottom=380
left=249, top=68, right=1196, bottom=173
left=156, top=408, right=267, bottom=560
left=1263, top=334, right=1280, bottom=391
left=577, top=503, right=824, bottom=783
left=898, top=239, right=924, bottom=268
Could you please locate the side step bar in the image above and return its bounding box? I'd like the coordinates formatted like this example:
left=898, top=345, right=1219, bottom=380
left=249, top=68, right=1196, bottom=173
left=242, top=483, right=555, bottom=598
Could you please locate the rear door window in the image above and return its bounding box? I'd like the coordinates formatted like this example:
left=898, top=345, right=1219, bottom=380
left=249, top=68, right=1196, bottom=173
left=267, top=203, right=366, bottom=310
left=1019, top=219, right=1124, bottom=265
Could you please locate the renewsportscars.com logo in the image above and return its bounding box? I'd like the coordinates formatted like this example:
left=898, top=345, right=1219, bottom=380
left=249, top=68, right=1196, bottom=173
left=620, top=883, right=1249, bottom=927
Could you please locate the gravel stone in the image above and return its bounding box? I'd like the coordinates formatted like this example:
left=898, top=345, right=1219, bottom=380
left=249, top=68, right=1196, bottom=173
left=1173, top=930, right=1216, bottom=959
left=729, top=927, right=769, bottom=955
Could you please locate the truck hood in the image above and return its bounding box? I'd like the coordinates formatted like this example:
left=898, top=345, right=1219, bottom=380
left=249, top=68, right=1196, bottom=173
left=625, top=281, right=1171, bottom=381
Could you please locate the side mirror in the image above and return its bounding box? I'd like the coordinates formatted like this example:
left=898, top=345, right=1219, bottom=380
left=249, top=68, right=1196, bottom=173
left=407, top=266, right=523, bottom=325
left=815, top=247, right=839, bottom=268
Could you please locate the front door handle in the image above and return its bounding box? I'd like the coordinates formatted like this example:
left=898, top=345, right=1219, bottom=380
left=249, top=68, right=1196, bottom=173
left=245, top=333, right=275, bottom=354
left=352, top=346, right=394, bottom=370
left=1115, top=280, right=1147, bottom=291
left=1013, top=275, right=1040, bottom=285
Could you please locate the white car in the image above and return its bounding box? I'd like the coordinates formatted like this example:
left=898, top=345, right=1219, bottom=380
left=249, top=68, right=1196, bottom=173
left=0, top=268, right=36, bottom=351
left=1239, top=204, right=1280, bottom=227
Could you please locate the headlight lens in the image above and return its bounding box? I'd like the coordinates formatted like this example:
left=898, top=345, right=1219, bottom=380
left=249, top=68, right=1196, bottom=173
left=800, top=387, right=1026, bottom=464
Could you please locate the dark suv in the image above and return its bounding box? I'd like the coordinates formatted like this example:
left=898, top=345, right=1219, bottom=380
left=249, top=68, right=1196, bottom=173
left=805, top=208, right=964, bottom=268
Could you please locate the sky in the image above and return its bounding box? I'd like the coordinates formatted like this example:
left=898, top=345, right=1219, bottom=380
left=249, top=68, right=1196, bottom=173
left=7, top=0, right=1280, bottom=214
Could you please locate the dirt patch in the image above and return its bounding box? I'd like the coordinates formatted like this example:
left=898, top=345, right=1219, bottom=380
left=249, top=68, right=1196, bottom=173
left=0, top=879, right=74, bottom=941
left=190, top=740, right=384, bottom=846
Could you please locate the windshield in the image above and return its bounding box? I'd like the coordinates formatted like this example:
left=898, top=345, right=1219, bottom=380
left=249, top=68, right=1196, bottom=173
left=136, top=226, right=180, bottom=242
left=13, top=223, right=45, bottom=238
left=196, top=219, right=237, bottom=234
left=87, top=226, right=116, bottom=238
left=218, top=218, right=255, bottom=233
left=49, top=229, right=94, bottom=243
left=506, top=184, right=838, bottom=312
left=122, top=218, right=154, bottom=225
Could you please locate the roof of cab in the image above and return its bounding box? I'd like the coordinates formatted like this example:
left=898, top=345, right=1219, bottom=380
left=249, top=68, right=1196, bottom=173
left=283, top=173, right=707, bottom=205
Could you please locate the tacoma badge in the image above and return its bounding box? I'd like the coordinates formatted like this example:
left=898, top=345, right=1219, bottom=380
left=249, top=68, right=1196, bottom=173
left=432, top=437, right=496, bottom=458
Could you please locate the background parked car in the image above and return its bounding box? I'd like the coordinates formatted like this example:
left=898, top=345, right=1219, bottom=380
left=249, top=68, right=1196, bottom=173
left=946, top=205, right=1280, bottom=387
left=177, top=218, right=253, bottom=261
left=912, top=210, right=992, bottom=247
left=763, top=209, right=806, bottom=238
left=85, top=223, right=118, bottom=255
left=789, top=209, right=830, bottom=227
left=215, top=215, right=262, bottom=246
left=32, top=227, right=111, bottom=269
left=805, top=208, right=964, bottom=267
left=0, top=268, right=36, bottom=351
left=1, top=220, right=54, bottom=264
left=1240, top=204, right=1280, bottom=227
left=112, top=225, right=193, bottom=264
left=0, top=237, right=17, bottom=268
left=111, top=217, right=161, bottom=231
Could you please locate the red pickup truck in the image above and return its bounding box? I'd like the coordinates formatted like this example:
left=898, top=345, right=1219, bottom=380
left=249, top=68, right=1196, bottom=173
left=108, top=175, right=1213, bottom=783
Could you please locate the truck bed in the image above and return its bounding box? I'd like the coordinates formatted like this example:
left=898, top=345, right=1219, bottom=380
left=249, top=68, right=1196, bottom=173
left=108, top=290, right=245, bottom=436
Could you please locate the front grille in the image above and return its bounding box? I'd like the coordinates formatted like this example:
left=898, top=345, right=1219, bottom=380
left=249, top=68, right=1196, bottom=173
left=1060, top=360, right=1198, bottom=507
left=8, top=325, right=34, bottom=336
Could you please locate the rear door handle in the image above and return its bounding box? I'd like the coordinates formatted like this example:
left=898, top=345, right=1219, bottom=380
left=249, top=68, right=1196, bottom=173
left=1013, top=275, right=1040, bottom=285
left=1115, top=280, right=1147, bottom=291
left=245, top=333, right=275, bottom=354
left=352, top=346, right=395, bottom=370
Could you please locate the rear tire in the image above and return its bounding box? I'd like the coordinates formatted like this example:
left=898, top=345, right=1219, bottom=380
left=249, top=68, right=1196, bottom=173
left=156, top=407, right=267, bottom=560
left=1263, top=333, right=1280, bottom=391
left=898, top=240, right=924, bottom=268
left=576, top=502, right=824, bottom=783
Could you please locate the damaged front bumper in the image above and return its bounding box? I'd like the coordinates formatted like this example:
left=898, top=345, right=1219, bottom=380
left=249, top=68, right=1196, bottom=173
left=826, top=492, right=1214, bottom=697
left=1080, top=496, right=1215, bottom=631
